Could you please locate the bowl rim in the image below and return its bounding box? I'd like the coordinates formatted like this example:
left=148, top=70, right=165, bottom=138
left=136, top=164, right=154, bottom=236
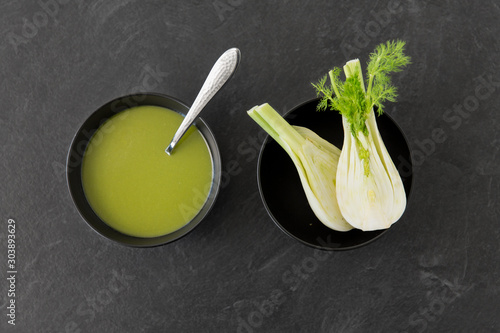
left=66, top=92, right=222, bottom=247
left=256, top=97, right=414, bottom=251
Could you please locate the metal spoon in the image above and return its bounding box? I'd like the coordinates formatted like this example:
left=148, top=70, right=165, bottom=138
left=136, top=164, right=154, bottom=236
left=165, top=48, right=241, bottom=155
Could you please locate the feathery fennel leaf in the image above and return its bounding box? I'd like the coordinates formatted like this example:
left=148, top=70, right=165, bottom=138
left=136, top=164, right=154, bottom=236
left=312, top=39, right=410, bottom=175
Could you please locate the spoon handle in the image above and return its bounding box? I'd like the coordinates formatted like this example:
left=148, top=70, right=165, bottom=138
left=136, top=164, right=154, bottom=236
left=166, top=48, right=241, bottom=155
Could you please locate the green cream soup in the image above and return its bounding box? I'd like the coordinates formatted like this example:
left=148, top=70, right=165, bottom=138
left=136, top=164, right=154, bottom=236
left=81, top=105, right=213, bottom=238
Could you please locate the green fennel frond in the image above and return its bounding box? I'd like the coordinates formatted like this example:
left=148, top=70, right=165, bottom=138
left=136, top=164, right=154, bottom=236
left=312, top=74, right=333, bottom=111
left=366, top=40, right=411, bottom=113
left=332, top=73, right=368, bottom=137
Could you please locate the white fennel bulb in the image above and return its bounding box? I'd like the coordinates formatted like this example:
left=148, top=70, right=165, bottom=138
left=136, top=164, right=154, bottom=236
left=247, top=103, right=353, bottom=231
left=314, top=40, right=410, bottom=231
left=336, top=106, right=405, bottom=230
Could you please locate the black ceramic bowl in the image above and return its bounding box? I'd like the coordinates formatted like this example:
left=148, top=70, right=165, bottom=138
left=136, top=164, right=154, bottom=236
left=67, top=93, right=222, bottom=247
left=257, top=98, right=413, bottom=250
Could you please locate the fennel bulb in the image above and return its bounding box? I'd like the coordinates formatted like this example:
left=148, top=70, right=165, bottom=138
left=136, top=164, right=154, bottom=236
left=314, top=40, right=410, bottom=231
left=248, top=103, right=353, bottom=231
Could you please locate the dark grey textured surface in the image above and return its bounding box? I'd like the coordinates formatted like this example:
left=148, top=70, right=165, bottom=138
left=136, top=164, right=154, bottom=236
left=1, top=1, right=499, bottom=332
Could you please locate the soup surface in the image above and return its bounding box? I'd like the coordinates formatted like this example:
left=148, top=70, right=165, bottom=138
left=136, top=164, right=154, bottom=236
left=82, top=105, right=213, bottom=238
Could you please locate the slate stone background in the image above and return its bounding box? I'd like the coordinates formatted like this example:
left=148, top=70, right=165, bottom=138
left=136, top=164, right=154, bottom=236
left=1, top=1, right=499, bottom=332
